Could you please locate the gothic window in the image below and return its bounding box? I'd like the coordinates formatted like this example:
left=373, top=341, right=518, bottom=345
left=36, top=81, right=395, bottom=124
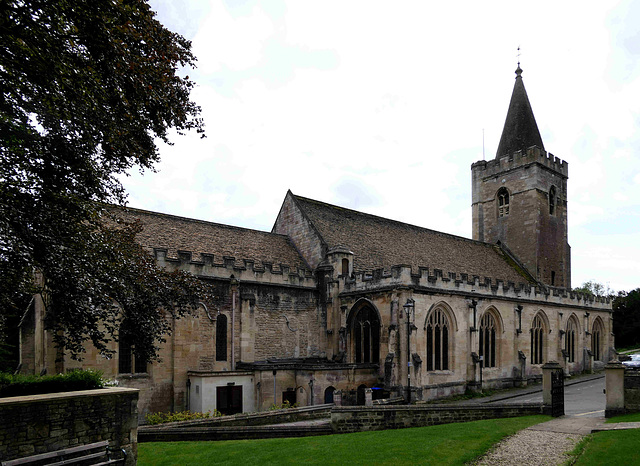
left=353, top=306, right=380, bottom=363
left=530, top=314, right=545, bottom=365
left=479, top=312, right=497, bottom=368
left=497, top=188, right=510, bottom=217
left=425, top=308, right=450, bottom=371
left=565, top=317, right=578, bottom=363
left=549, top=186, right=557, bottom=215
left=216, top=313, right=228, bottom=361
left=118, top=323, right=148, bottom=374
left=592, top=319, right=603, bottom=361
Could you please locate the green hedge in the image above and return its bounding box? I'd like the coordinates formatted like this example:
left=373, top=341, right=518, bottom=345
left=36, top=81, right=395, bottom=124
left=0, top=370, right=104, bottom=397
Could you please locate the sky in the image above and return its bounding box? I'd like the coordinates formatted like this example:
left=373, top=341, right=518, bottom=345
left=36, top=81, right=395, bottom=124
left=122, top=0, right=640, bottom=293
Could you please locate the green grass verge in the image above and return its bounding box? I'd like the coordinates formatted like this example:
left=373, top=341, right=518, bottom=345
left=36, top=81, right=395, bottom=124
left=571, top=429, right=640, bottom=465
left=605, top=412, right=640, bottom=423
left=138, top=415, right=550, bottom=466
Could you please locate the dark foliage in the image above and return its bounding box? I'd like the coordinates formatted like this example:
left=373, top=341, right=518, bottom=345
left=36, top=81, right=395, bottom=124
left=0, top=0, right=209, bottom=361
left=613, top=289, right=640, bottom=348
left=0, top=369, right=104, bottom=397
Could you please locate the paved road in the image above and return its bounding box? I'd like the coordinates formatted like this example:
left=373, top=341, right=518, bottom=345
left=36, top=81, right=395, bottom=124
left=504, top=376, right=605, bottom=417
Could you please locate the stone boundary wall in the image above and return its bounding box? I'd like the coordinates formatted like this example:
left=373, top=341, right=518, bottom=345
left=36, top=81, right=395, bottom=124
left=141, top=403, right=332, bottom=432
left=0, top=388, right=139, bottom=465
left=625, top=369, right=640, bottom=412
left=331, top=403, right=544, bottom=433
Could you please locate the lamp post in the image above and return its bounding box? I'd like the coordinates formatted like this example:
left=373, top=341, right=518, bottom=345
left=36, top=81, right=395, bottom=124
left=403, top=298, right=415, bottom=404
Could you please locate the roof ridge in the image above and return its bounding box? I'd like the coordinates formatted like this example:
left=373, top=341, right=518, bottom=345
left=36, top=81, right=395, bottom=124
left=291, top=193, right=500, bottom=249
left=113, top=204, right=292, bottom=240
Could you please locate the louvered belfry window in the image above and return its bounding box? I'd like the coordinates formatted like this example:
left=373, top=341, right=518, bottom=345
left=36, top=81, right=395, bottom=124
left=497, top=188, right=510, bottom=217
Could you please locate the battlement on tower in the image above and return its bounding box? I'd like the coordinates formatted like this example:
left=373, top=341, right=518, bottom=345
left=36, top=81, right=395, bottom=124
left=471, top=145, right=568, bottom=178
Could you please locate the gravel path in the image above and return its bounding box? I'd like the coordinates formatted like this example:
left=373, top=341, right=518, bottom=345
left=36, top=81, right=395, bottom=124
left=472, top=429, right=583, bottom=465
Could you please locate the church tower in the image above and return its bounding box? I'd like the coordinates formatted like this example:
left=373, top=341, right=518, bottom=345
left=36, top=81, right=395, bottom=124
left=471, top=64, right=570, bottom=288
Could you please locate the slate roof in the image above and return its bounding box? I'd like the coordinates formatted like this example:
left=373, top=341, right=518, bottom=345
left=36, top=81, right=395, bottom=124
left=495, top=64, right=545, bottom=158
left=292, top=194, right=533, bottom=284
left=114, top=207, right=309, bottom=271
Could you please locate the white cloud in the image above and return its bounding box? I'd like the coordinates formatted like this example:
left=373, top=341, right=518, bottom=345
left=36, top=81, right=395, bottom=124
left=134, top=0, right=640, bottom=291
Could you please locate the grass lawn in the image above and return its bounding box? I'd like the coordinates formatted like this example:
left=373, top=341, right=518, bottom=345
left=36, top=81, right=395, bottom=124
left=572, top=429, right=640, bottom=465
left=605, top=412, right=640, bottom=423
left=138, top=415, right=549, bottom=465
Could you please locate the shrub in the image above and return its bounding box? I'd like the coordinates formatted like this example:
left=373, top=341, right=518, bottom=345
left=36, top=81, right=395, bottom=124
left=268, top=400, right=298, bottom=410
left=0, top=369, right=105, bottom=397
left=145, top=410, right=222, bottom=425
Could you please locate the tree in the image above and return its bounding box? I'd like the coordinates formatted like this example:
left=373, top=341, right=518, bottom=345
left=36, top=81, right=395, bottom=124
left=613, top=289, right=640, bottom=349
left=573, top=280, right=613, bottom=298
left=0, top=0, right=210, bottom=363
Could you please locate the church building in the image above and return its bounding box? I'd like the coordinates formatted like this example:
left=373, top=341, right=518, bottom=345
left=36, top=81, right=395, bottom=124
left=19, top=66, right=613, bottom=418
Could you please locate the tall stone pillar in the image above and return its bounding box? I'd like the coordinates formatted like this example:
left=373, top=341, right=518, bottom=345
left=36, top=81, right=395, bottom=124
left=542, top=361, right=562, bottom=410
left=605, top=361, right=625, bottom=418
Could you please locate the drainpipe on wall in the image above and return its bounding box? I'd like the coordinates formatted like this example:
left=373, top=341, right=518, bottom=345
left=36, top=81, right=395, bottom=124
left=230, top=277, right=239, bottom=371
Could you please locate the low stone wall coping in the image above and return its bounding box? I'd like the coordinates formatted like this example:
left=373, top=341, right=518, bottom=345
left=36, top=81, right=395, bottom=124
left=0, top=387, right=140, bottom=406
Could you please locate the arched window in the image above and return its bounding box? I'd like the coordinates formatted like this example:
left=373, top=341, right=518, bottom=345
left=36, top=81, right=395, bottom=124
left=479, top=312, right=497, bottom=368
left=324, top=386, right=336, bottom=404
left=565, top=317, right=578, bottom=363
left=352, top=306, right=380, bottom=363
left=549, top=186, right=557, bottom=215
left=592, top=319, right=603, bottom=361
left=425, top=308, right=450, bottom=371
left=216, top=313, right=228, bottom=361
left=530, top=314, right=545, bottom=365
left=497, top=188, right=510, bottom=217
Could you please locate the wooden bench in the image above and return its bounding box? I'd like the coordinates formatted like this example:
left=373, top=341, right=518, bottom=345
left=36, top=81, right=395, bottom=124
left=1, top=440, right=126, bottom=466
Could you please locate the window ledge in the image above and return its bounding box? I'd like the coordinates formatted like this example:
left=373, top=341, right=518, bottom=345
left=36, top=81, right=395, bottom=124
left=117, top=373, right=150, bottom=379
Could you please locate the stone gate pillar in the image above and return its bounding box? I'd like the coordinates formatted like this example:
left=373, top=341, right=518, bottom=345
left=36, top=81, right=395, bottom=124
left=605, top=360, right=625, bottom=418
left=542, top=361, right=562, bottom=412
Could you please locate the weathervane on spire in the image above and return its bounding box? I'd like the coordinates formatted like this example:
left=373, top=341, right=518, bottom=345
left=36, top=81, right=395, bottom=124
left=516, top=46, right=522, bottom=77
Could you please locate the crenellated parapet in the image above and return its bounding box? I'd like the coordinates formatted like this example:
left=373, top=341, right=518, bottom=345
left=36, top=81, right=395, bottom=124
left=472, top=145, right=568, bottom=179
left=153, top=248, right=316, bottom=288
left=344, top=264, right=610, bottom=311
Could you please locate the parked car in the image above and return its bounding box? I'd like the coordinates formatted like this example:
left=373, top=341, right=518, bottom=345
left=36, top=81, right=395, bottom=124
left=622, top=354, right=640, bottom=368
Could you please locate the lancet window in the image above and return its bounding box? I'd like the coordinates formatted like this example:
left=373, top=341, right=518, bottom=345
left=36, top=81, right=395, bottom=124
left=425, top=308, right=450, bottom=371
left=216, top=313, right=228, bottom=361
left=592, top=319, right=603, bottom=362
left=353, top=306, right=380, bottom=363
left=530, top=314, right=545, bottom=365
left=565, top=317, right=578, bottom=363
left=497, top=188, right=510, bottom=217
left=479, top=312, right=497, bottom=368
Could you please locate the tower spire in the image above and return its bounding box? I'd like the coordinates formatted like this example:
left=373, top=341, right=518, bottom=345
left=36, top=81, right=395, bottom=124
left=495, top=57, right=544, bottom=158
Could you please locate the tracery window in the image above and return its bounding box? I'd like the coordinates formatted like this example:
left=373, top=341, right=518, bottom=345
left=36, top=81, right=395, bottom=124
left=530, top=314, right=545, bottom=365
left=479, top=312, right=497, bottom=368
left=565, top=317, right=578, bottom=363
left=216, top=313, right=228, bottom=361
left=425, top=308, right=450, bottom=371
left=592, top=319, right=603, bottom=362
left=497, top=188, right=510, bottom=217
left=549, top=186, right=557, bottom=215
left=353, top=306, right=380, bottom=363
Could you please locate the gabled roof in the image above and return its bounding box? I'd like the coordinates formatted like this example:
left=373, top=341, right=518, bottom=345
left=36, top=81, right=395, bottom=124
left=292, top=193, right=533, bottom=284
left=495, top=64, right=545, bottom=158
left=114, top=206, right=309, bottom=271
